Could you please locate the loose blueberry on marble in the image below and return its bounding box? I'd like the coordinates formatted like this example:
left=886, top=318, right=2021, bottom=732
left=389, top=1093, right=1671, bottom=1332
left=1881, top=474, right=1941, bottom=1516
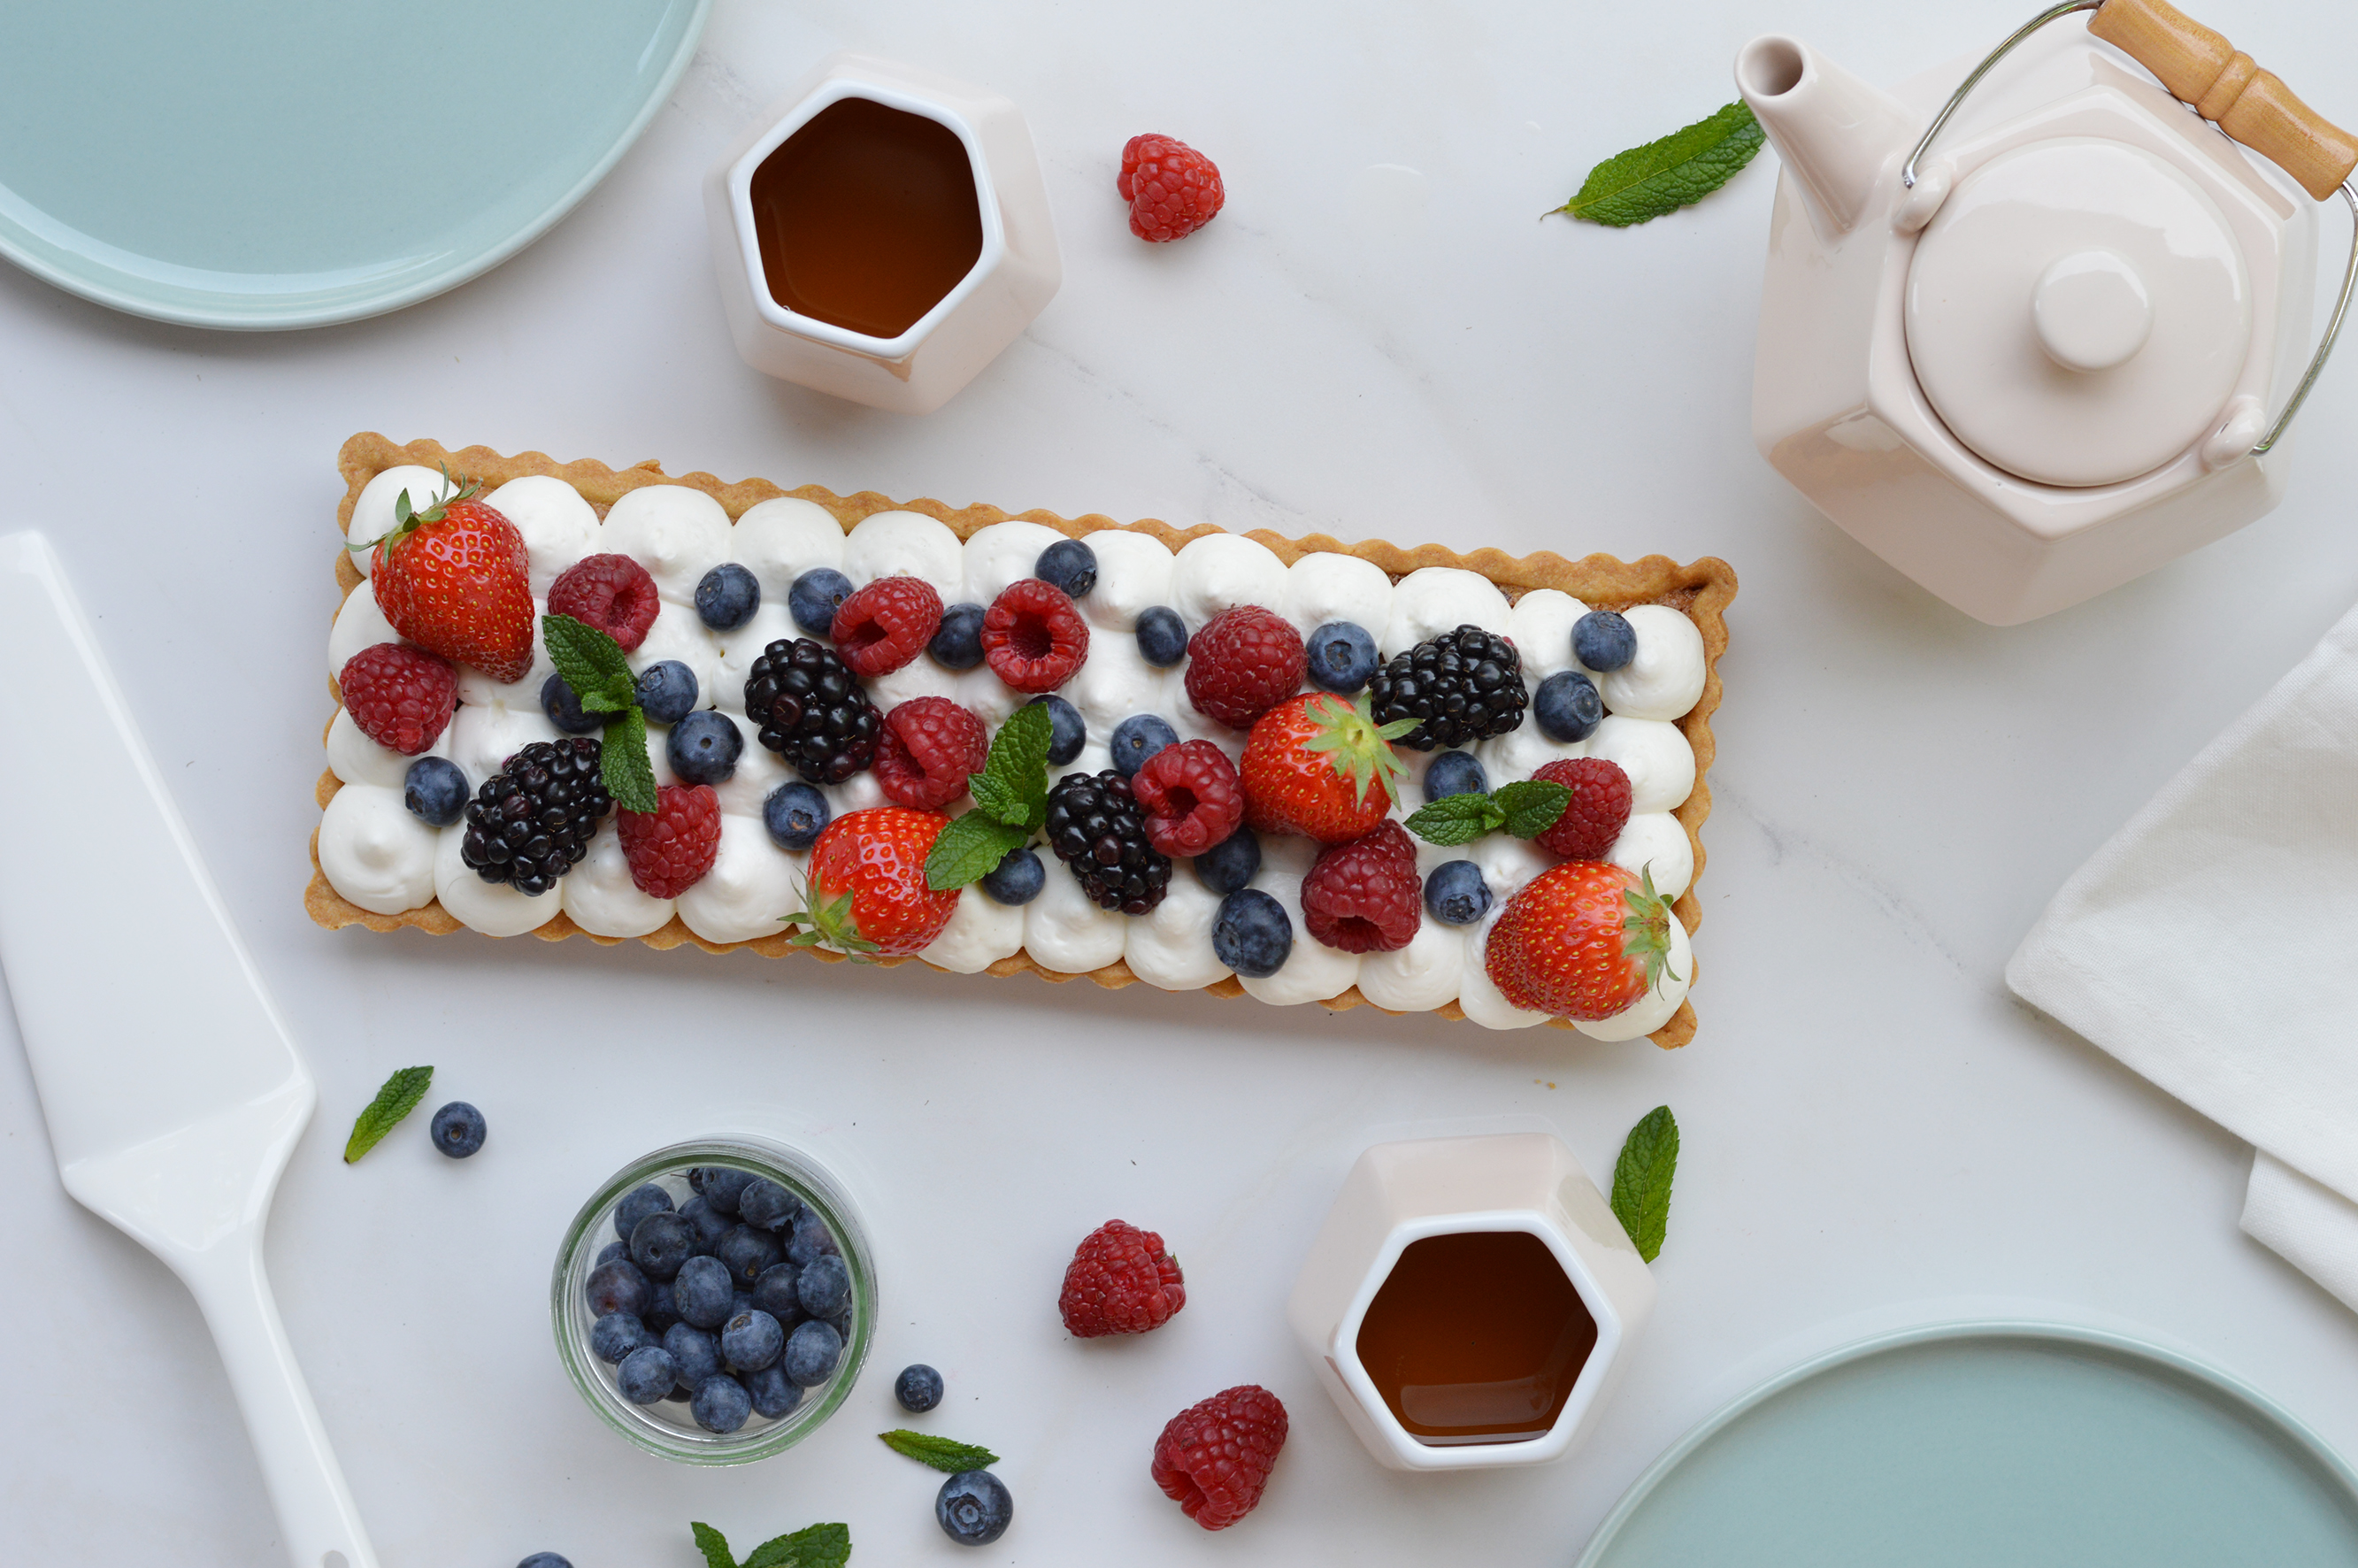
left=744, top=1361, right=803, bottom=1418
left=752, top=1262, right=805, bottom=1325
left=595, top=1240, right=627, bottom=1268
left=789, top=567, right=854, bottom=635
left=896, top=1364, right=944, bottom=1412
left=518, top=1556, right=574, bottom=1568
left=629, top=1211, right=694, bottom=1280
left=722, top=1309, right=786, bottom=1372
left=718, top=1223, right=784, bottom=1287
left=664, top=1321, right=724, bottom=1387
left=787, top=1206, right=840, bottom=1269
left=643, top=1280, right=680, bottom=1334
left=980, top=846, right=1045, bottom=905
left=739, top=1177, right=801, bottom=1233
left=540, top=673, right=602, bottom=735
left=634, top=660, right=700, bottom=725
left=403, top=756, right=468, bottom=826
left=783, top=1318, right=844, bottom=1387
left=1109, top=714, right=1179, bottom=778
left=1029, top=695, right=1086, bottom=765
left=585, top=1257, right=651, bottom=1319
left=764, top=781, right=831, bottom=851
left=590, top=1311, right=650, bottom=1364
left=930, top=602, right=987, bottom=669
left=699, top=1167, right=754, bottom=1214
left=1573, top=610, right=1636, bottom=673
left=1424, top=860, right=1492, bottom=926
left=796, top=1254, right=851, bottom=1319
left=695, top=563, right=761, bottom=631
left=1424, top=749, right=1487, bottom=803
left=614, top=1181, right=674, bottom=1241
left=615, top=1345, right=676, bottom=1406
left=1134, top=605, right=1187, bottom=667
left=692, top=1373, right=753, bottom=1433
left=1532, top=669, right=1603, bottom=743
left=1305, top=621, right=1378, bottom=693
left=428, top=1101, right=485, bottom=1158
left=672, top=1254, right=736, bottom=1330
left=680, top=1195, right=734, bottom=1254
left=1193, top=826, right=1261, bottom=895
left=936, top=1470, right=1014, bottom=1546
left=668, top=711, right=742, bottom=785
left=1212, top=888, right=1293, bottom=978
left=1034, top=538, right=1098, bottom=598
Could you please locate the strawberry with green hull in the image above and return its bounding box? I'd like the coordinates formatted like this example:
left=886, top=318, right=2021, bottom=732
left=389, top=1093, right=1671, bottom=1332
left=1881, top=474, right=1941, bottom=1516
left=1239, top=692, right=1417, bottom=845
left=789, top=807, right=960, bottom=958
left=1485, top=862, right=1680, bottom=1021
left=365, top=468, right=535, bottom=684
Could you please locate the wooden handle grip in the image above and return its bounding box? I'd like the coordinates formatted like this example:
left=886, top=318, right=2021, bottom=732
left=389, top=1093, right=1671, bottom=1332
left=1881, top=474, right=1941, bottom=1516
left=2091, top=0, right=2358, bottom=199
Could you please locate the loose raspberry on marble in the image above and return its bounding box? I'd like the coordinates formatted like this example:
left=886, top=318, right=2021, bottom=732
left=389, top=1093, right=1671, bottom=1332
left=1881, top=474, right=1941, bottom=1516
left=1058, top=1219, right=1185, bottom=1338
left=618, top=782, right=722, bottom=898
left=1130, top=739, right=1244, bottom=857
left=1532, top=757, right=1632, bottom=860
left=548, top=553, right=661, bottom=651
left=981, top=579, right=1090, bottom=692
left=874, top=697, right=989, bottom=811
left=1184, top=605, right=1305, bottom=730
left=1119, top=134, right=1225, bottom=242
left=831, top=574, right=943, bottom=680
left=1301, top=820, right=1422, bottom=952
left=339, top=642, right=457, bottom=756
left=1151, top=1385, right=1288, bottom=1531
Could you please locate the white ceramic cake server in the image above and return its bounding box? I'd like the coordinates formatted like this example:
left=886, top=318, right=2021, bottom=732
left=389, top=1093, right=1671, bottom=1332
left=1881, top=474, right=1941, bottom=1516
left=0, top=532, right=378, bottom=1568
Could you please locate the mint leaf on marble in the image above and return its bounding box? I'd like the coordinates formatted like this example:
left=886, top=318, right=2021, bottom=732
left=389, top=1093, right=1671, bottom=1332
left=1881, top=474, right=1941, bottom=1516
left=343, top=1065, right=432, bottom=1164
left=880, top=1429, right=1002, bottom=1473
left=746, top=1522, right=851, bottom=1568
left=1556, top=102, right=1765, bottom=227
left=1610, top=1105, right=1679, bottom=1263
left=690, top=1522, right=737, bottom=1568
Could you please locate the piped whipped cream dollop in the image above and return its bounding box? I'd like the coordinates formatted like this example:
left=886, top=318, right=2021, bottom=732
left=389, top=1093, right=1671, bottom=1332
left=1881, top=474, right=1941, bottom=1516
left=1282, top=550, right=1394, bottom=641
left=326, top=706, right=445, bottom=790
left=1022, top=864, right=1130, bottom=973
left=328, top=580, right=401, bottom=680
left=1080, top=529, right=1175, bottom=632
left=1609, top=812, right=1693, bottom=899
left=1587, top=716, right=1696, bottom=816
left=1505, top=588, right=1589, bottom=685
left=1354, top=918, right=1466, bottom=1012
left=961, top=520, right=1069, bottom=608
left=449, top=704, right=563, bottom=791
left=603, top=485, right=734, bottom=605
left=485, top=475, right=600, bottom=596
left=1170, top=532, right=1288, bottom=628
left=1236, top=872, right=1363, bottom=1007
left=676, top=816, right=802, bottom=946
left=434, top=826, right=560, bottom=937
left=1599, top=604, right=1706, bottom=721
left=318, top=785, right=437, bottom=915
left=842, top=511, right=964, bottom=603
left=733, top=497, right=846, bottom=600
left=921, top=888, right=1026, bottom=974
left=1384, top=567, right=1510, bottom=657
left=563, top=821, right=677, bottom=940
left=1123, top=875, right=1232, bottom=991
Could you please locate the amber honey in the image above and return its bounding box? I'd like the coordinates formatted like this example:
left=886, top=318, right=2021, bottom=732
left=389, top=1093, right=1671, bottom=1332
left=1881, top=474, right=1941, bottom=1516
left=748, top=96, right=984, bottom=340
left=1354, top=1229, right=1598, bottom=1443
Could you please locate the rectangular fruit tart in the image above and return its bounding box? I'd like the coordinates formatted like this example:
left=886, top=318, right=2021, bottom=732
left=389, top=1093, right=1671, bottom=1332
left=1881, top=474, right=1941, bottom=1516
left=311, top=434, right=1732, bottom=1047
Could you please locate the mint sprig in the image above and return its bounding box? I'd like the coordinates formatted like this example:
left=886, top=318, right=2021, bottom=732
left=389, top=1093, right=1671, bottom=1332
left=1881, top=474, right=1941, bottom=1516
left=541, top=612, right=657, bottom=812
left=1610, top=1104, right=1679, bottom=1263
left=1555, top=101, right=1765, bottom=227
left=343, top=1065, right=432, bottom=1164
left=690, top=1520, right=850, bottom=1568
left=879, top=1429, right=1002, bottom=1472
left=1403, top=779, right=1571, bottom=847
left=926, top=701, right=1053, bottom=891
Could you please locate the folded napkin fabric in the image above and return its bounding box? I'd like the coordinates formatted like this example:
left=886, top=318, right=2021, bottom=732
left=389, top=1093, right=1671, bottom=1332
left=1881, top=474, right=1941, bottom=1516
left=2008, top=603, right=2358, bottom=1311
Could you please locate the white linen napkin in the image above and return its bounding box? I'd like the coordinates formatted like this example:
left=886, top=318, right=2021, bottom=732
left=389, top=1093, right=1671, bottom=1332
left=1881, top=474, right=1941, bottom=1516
left=2007, top=601, right=2358, bottom=1311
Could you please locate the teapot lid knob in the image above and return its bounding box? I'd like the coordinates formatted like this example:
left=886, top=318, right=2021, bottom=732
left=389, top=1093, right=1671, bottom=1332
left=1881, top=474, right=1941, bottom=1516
left=2032, top=250, right=2154, bottom=373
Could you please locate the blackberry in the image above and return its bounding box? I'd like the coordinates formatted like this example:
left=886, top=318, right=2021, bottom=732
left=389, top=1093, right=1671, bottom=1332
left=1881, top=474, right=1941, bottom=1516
left=1044, top=771, right=1171, bottom=915
left=459, top=737, right=611, bottom=895
left=1365, top=625, right=1527, bottom=749
left=743, top=638, right=881, bottom=784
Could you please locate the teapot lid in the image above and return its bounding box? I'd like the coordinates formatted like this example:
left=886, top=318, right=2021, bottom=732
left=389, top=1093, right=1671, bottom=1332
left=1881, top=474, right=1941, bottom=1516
left=1905, top=137, right=2252, bottom=488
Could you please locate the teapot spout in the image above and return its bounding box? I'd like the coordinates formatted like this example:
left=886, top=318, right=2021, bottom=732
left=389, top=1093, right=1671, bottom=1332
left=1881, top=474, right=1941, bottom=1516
left=1736, top=35, right=1912, bottom=237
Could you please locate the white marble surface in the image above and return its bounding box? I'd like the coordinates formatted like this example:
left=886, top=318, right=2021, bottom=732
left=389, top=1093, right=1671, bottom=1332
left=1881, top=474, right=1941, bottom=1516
left=7, top=0, right=2358, bottom=1563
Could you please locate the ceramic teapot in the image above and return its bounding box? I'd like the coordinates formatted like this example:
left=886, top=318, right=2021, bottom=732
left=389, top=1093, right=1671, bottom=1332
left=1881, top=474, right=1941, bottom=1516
left=1739, top=0, right=2358, bottom=625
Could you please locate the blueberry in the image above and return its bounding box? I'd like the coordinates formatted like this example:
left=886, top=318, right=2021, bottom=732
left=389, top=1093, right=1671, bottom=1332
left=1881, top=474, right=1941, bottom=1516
left=787, top=1207, right=840, bottom=1268
left=1305, top=621, right=1378, bottom=692
left=1574, top=610, right=1636, bottom=673
left=722, top=1309, right=785, bottom=1372
left=1533, top=670, right=1603, bottom=742
left=1212, top=888, right=1293, bottom=978
left=796, top=1254, right=851, bottom=1319
left=428, top=1101, right=485, bottom=1158
left=613, top=1181, right=675, bottom=1242
left=763, top=781, right=831, bottom=851
left=668, top=711, right=742, bottom=784
left=590, top=1311, right=649, bottom=1364
left=634, top=660, right=700, bottom=725
left=783, top=1318, right=844, bottom=1387
left=518, top=1556, right=574, bottom=1568
left=718, top=1223, right=784, bottom=1287
left=1109, top=714, right=1179, bottom=778
left=1424, top=860, right=1492, bottom=925
left=679, top=1195, right=734, bottom=1255
left=672, top=1255, right=735, bottom=1329
left=1134, top=605, right=1187, bottom=667
left=789, top=568, right=853, bottom=635
left=1034, top=538, right=1098, bottom=598
left=699, top=1167, right=754, bottom=1214
left=539, top=673, right=603, bottom=735
left=584, top=1258, right=651, bottom=1319
left=930, top=602, right=987, bottom=669
left=695, top=563, right=761, bottom=631
left=734, top=1288, right=756, bottom=1318
left=1029, top=694, right=1086, bottom=765
left=663, top=1321, right=724, bottom=1387
left=1425, top=749, right=1488, bottom=802
left=615, top=1345, right=676, bottom=1406
left=739, top=1178, right=801, bottom=1233
left=643, top=1280, right=680, bottom=1334
left=936, top=1471, right=1014, bottom=1545
left=743, top=1361, right=803, bottom=1418
left=1193, top=826, right=1261, bottom=895
left=751, top=1263, right=805, bottom=1325
left=896, top=1364, right=944, bottom=1413
left=980, top=847, right=1045, bottom=905
left=403, top=757, right=468, bottom=826
left=692, top=1373, right=753, bottom=1434
left=629, top=1211, right=695, bottom=1281
left=595, top=1240, right=627, bottom=1267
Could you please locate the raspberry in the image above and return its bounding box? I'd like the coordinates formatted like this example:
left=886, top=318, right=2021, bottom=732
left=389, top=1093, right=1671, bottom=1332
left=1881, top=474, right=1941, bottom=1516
left=1531, top=757, right=1633, bottom=860
left=1129, top=739, right=1244, bottom=857
left=618, top=783, right=723, bottom=898
left=548, top=553, right=661, bottom=651
left=1119, top=134, right=1225, bottom=243
left=339, top=642, right=457, bottom=755
left=1058, top=1219, right=1186, bottom=1338
left=1151, top=1386, right=1288, bottom=1531
left=981, top=579, right=1089, bottom=692
left=1300, top=820, right=1422, bottom=952
left=874, top=697, right=988, bottom=811
left=1185, top=605, right=1305, bottom=730
left=831, top=575, right=942, bottom=680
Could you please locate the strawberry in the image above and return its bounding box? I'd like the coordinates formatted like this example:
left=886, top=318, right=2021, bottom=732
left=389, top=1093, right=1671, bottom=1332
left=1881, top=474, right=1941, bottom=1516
left=1239, top=692, right=1416, bottom=845
left=787, top=806, right=959, bottom=958
left=366, top=467, right=535, bottom=684
left=1484, top=861, right=1680, bottom=1021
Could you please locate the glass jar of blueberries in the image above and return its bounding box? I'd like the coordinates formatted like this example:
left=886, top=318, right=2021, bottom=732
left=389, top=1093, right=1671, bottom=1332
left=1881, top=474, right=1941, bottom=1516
left=551, top=1137, right=875, bottom=1464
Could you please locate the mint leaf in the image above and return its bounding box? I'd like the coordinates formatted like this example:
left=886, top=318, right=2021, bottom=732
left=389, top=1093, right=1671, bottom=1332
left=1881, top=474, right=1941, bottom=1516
left=987, top=701, right=1055, bottom=829
left=880, top=1429, right=1002, bottom=1472
left=925, top=811, right=1028, bottom=892
left=1557, top=102, right=1765, bottom=227
left=601, top=706, right=659, bottom=814
left=1611, top=1105, right=1679, bottom=1263
left=689, top=1522, right=735, bottom=1568
left=342, top=1065, right=432, bottom=1164
left=542, top=613, right=636, bottom=707
left=1494, top=780, right=1573, bottom=840
left=747, top=1523, right=850, bottom=1568
left=967, top=772, right=1030, bottom=828
left=1404, top=792, right=1507, bottom=847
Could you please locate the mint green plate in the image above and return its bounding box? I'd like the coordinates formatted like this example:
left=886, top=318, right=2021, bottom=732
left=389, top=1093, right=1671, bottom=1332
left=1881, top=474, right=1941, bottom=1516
left=0, top=0, right=710, bottom=329
left=1578, top=1323, right=2358, bottom=1567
